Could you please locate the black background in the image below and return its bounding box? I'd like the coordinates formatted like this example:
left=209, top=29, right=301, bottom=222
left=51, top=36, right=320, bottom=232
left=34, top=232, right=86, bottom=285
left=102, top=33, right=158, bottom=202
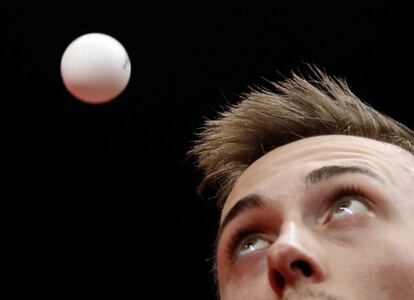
left=3, top=2, right=412, bottom=299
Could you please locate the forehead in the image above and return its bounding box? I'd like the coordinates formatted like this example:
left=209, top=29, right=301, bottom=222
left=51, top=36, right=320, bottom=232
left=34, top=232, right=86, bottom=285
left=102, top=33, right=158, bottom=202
left=224, top=135, right=414, bottom=213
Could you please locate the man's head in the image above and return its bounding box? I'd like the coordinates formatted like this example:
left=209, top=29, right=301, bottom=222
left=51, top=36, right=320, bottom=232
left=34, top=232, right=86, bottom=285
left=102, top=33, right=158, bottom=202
left=189, top=68, right=414, bottom=299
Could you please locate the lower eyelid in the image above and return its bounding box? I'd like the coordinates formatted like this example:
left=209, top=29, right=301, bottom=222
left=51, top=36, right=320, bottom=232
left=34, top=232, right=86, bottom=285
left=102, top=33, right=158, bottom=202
left=320, top=200, right=373, bottom=227
left=237, top=234, right=273, bottom=254
left=328, top=211, right=374, bottom=228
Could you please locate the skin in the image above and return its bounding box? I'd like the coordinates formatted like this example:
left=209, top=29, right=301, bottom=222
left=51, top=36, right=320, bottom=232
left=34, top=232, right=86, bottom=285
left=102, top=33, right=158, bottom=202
left=216, top=135, right=414, bottom=300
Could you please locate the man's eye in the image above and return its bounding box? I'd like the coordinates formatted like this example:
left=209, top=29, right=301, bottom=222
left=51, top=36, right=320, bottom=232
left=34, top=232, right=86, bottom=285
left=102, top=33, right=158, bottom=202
left=323, top=197, right=370, bottom=224
left=237, top=237, right=270, bottom=257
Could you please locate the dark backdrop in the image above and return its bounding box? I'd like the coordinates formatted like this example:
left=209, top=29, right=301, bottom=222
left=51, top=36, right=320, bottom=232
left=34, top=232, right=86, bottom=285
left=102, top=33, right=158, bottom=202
left=3, top=2, right=412, bottom=299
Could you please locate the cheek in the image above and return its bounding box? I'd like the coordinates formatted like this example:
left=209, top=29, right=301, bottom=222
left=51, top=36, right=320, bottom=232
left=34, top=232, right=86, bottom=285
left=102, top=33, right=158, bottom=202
left=372, top=261, right=414, bottom=298
left=218, top=253, right=270, bottom=299
left=372, top=241, right=414, bottom=298
left=349, top=238, right=414, bottom=299
left=220, top=275, right=270, bottom=300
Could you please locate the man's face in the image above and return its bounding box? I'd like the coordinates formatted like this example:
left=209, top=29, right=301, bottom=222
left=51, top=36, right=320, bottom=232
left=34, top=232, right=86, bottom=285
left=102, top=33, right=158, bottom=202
left=216, top=135, right=414, bottom=300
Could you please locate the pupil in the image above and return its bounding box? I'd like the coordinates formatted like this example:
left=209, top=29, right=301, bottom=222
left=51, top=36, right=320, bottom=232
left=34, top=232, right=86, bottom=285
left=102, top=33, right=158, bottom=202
left=341, top=200, right=351, bottom=208
left=336, top=200, right=351, bottom=213
left=244, top=240, right=256, bottom=250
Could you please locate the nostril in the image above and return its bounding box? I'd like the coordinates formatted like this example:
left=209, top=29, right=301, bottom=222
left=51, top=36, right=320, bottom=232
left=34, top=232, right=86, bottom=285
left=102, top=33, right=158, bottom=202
left=274, top=271, right=286, bottom=289
left=290, top=260, right=313, bottom=277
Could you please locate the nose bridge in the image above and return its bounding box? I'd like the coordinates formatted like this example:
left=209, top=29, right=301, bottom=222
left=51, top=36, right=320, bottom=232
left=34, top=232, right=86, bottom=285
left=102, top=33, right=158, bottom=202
left=267, top=219, right=326, bottom=296
left=276, top=219, right=305, bottom=249
left=270, top=218, right=319, bottom=265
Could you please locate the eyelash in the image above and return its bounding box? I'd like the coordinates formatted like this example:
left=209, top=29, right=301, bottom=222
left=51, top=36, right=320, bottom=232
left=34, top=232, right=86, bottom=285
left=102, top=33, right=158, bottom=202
left=323, top=184, right=371, bottom=224
left=329, top=184, right=368, bottom=205
left=224, top=184, right=371, bottom=260
left=225, top=227, right=260, bottom=261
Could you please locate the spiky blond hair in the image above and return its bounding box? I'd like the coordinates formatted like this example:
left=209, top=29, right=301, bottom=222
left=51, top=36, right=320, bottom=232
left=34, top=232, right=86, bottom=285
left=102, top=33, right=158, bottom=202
left=189, top=68, right=413, bottom=207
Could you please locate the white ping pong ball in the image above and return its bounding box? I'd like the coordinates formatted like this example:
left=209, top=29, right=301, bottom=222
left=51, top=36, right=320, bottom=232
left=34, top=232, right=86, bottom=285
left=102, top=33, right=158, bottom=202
left=60, top=33, right=131, bottom=104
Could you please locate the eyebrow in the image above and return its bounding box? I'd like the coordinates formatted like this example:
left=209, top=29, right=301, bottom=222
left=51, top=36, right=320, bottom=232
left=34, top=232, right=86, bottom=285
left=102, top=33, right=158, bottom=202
left=217, top=165, right=381, bottom=242
left=305, top=165, right=381, bottom=186
left=217, top=194, right=264, bottom=239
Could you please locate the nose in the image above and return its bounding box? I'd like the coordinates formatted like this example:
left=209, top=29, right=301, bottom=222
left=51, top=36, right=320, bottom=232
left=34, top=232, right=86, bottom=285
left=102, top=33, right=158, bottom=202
left=267, top=222, right=326, bottom=297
